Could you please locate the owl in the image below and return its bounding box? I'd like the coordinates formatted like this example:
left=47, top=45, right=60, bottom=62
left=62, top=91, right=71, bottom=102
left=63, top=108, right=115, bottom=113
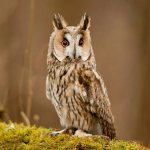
left=46, top=14, right=116, bottom=139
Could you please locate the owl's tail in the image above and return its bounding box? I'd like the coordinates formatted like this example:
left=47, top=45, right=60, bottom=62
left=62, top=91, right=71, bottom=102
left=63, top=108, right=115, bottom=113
left=99, top=118, right=117, bottom=140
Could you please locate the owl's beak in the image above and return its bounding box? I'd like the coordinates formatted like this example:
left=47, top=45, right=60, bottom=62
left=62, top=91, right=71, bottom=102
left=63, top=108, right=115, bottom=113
left=73, top=49, right=76, bottom=59
left=73, top=44, right=76, bottom=59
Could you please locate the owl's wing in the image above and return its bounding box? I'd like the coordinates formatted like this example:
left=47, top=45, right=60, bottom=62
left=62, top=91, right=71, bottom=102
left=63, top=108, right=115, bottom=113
left=78, top=68, right=116, bottom=139
left=46, top=75, right=51, bottom=100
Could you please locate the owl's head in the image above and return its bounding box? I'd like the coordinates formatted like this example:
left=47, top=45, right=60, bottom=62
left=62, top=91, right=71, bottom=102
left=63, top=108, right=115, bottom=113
left=49, top=14, right=92, bottom=61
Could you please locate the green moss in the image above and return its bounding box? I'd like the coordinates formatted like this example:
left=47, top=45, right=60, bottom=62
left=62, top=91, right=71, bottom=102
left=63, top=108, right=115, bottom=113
left=108, top=140, right=147, bottom=150
left=0, top=122, right=148, bottom=150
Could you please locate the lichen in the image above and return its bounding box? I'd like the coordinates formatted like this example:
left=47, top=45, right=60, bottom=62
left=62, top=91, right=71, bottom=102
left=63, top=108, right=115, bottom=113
left=0, top=122, right=148, bottom=150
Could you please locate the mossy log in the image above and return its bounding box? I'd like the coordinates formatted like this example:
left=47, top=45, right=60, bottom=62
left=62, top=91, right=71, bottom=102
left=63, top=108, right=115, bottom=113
left=0, top=122, right=147, bottom=150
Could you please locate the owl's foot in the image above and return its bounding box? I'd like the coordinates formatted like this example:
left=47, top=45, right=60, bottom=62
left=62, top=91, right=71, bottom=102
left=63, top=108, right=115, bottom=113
left=74, top=129, right=92, bottom=137
left=49, top=127, right=77, bottom=137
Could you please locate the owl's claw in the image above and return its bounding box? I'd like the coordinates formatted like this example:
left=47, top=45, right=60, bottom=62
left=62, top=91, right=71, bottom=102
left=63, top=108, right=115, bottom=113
left=73, top=129, right=92, bottom=137
left=49, top=131, right=60, bottom=137
left=73, top=130, right=110, bottom=140
left=48, top=127, right=77, bottom=137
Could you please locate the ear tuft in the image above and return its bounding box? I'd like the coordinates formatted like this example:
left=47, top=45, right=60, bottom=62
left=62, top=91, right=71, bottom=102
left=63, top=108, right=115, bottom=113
left=53, top=14, right=67, bottom=30
left=79, top=13, right=91, bottom=30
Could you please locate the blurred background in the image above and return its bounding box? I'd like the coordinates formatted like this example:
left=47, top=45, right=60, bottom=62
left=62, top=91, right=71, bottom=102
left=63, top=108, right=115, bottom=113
left=0, top=0, right=150, bottom=145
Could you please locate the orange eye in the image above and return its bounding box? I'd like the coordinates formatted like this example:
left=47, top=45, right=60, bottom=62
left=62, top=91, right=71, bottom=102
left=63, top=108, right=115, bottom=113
left=62, top=38, right=69, bottom=47
left=79, top=38, right=83, bottom=46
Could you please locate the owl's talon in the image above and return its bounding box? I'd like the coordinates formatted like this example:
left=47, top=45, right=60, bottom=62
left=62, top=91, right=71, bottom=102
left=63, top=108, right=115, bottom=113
left=48, top=128, right=76, bottom=137
left=74, top=129, right=92, bottom=137
left=49, top=131, right=60, bottom=137
left=48, top=129, right=66, bottom=137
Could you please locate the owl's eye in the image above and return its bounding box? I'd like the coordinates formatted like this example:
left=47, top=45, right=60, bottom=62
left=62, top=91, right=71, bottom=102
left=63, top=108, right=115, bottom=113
left=62, top=38, right=69, bottom=47
left=79, top=38, right=83, bottom=46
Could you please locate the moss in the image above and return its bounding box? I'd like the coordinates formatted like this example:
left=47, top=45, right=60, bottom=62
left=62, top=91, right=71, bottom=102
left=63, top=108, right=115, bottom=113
left=0, top=122, right=148, bottom=150
left=108, top=140, right=147, bottom=150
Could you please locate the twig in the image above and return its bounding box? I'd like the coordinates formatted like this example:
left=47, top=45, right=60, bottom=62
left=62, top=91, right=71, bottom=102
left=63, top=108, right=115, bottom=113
left=20, top=111, right=30, bottom=126
left=26, top=0, right=35, bottom=121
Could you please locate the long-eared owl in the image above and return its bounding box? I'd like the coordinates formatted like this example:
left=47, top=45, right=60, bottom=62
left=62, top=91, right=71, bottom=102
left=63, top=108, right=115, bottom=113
left=46, top=14, right=116, bottom=139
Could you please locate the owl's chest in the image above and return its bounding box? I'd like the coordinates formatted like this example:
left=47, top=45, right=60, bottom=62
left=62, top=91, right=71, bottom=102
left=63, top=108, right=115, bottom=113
left=48, top=62, right=92, bottom=109
left=49, top=65, right=78, bottom=106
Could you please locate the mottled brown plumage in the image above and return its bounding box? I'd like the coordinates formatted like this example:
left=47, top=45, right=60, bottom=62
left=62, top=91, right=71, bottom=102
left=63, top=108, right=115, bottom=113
left=46, top=14, right=116, bottom=139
